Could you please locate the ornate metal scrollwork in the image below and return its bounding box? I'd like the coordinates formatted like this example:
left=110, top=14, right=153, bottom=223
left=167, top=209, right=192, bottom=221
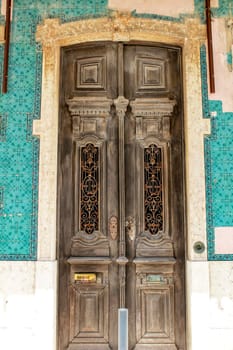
left=144, top=144, right=163, bottom=235
left=80, top=143, right=99, bottom=234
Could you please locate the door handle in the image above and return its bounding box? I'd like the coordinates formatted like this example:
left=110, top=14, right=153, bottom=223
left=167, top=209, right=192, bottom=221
left=125, top=216, right=135, bottom=241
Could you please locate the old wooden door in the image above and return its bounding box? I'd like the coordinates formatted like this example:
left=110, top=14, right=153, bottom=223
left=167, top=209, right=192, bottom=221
left=58, top=42, right=186, bottom=350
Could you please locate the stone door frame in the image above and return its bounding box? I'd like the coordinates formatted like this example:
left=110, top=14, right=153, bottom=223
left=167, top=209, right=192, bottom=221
left=34, top=13, right=210, bottom=350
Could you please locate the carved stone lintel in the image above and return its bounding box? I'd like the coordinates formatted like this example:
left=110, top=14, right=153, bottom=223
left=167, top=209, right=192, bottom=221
left=36, top=16, right=206, bottom=48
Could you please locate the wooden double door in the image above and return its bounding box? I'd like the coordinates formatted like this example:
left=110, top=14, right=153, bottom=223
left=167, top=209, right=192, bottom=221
left=58, top=42, right=186, bottom=350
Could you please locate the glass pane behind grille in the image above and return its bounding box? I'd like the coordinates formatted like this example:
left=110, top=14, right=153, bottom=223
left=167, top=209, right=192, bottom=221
left=80, top=143, right=99, bottom=234
left=144, top=144, right=163, bottom=235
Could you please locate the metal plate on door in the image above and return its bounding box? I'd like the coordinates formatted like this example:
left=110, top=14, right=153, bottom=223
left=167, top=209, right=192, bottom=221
left=74, top=273, right=97, bottom=283
left=146, top=274, right=166, bottom=283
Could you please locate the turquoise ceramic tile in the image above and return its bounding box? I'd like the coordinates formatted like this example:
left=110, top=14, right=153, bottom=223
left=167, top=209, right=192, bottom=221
left=200, top=45, right=210, bottom=118
left=195, top=0, right=233, bottom=22
left=0, top=187, right=4, bottom=210
left=0, top=0, right=108, bottom=261
left=0, top=114, right=7, bottom=142
left=132, top=10, right=184, bottom=23
left=202, top=44, right=233, bottom=261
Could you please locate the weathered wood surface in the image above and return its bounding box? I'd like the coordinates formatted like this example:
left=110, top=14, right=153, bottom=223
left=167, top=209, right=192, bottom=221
left=58, top=42, right=186, bottom=350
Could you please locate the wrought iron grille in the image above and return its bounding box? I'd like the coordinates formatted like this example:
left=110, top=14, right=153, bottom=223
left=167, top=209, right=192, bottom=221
left=80, top=143, right=99, bottom=234
left=144, top=144, right=163, bottom=235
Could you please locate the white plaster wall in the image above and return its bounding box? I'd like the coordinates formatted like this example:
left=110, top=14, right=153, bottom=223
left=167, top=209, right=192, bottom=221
left=186, top=261, right=210, bottom=350
left=108, top=0, right=220, bottom=17
left=211, top=18, right=233, bottom=112
left=108, top=0, right=194, bottom=17
left=205, top=16, right=233, bottom=348
left=209, top=262, right=233, bottom=350
left=186, top=261, right=233, bottom=350
left=0, top=261, right=57, bottom=350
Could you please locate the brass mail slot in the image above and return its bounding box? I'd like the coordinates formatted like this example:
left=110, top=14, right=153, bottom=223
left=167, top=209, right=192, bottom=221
left=74, top=273, right=97, bottom=283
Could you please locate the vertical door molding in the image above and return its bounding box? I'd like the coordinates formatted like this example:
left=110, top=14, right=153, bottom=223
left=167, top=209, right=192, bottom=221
left=114, top=95, right=129, bottom=308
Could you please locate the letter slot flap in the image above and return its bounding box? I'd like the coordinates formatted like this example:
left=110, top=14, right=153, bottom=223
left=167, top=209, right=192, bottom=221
left=73, top=273, right=100, bottom=283
left=146, top=274, right=173, bottom=284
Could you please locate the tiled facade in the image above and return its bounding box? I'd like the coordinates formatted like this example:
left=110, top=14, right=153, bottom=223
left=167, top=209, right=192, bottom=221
left=200, top=45, right=233, bottom=260
left=0, top=0, right=108, bottom=260
left=0, top=1, right=232, bottom=261
left=0, top=2, right=233, bottom=350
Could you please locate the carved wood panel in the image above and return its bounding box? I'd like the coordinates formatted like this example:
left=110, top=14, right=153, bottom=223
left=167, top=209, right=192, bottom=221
left=67, top=262, right=110, bottom=350
left=136, top=56, right=166, bottom=92
left=137, top=281, right=175, bottom=343
left=134, top=261, right=176, bottom=350
left=71, top=286, right=105, bottom=338
left=58, top=42, right=185, bottom=350
left=75, top=56, right=107, bottom=91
